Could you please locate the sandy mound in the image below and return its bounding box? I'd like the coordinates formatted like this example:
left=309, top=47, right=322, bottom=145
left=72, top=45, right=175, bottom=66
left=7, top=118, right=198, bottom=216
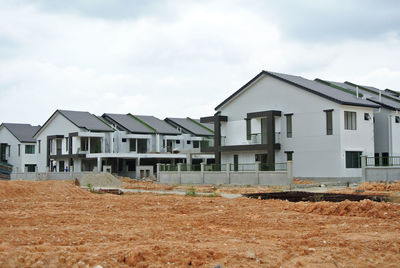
left=356, top=182, right=400, bottom=192
left=0, top=180, right=90, bottom=200
left=80, top=173, right=122, bottom=188
left=281, top=199, right=400, bottom=219
left=120, top=177, right=174, bottom=191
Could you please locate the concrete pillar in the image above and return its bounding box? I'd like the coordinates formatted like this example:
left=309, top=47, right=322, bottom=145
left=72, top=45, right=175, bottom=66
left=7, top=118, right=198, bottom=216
left=226, top=163, right=230, bottom=184
left=97, top=157, right=102, bottom=173
left=186, top=154, right=192, bottom=165
left=287, top=160, right=293, bottom=181
left=255, top=161, right=260, bottom=185
left=156, top=163, right=161, bottom=182
left=361, top=155, right=367, bottom=184
left=177, top=163, right=182, bottom=184
left=200, top=162, right=205, bottom=184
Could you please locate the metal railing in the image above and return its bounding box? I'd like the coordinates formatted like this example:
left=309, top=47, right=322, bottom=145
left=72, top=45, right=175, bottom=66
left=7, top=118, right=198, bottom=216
left=181, top=164, right=201, bottom=172
left=159, top=162, right=288, bottom=172
left=366, top=156, right=400, bottom=167
left=259, top=162, right=287, bottom=171
left=230, top=163, right=256, bottom=171
left=249, top=132, right=281, bottom=144
left=200, top=136, right=226, bottom=148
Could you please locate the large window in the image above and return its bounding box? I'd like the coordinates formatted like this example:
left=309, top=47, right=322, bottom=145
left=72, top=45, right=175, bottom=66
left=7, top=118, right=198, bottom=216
left=129, top=138, right=136, bottom=152
left=81, top=137, right=89, bottom=151
left=345, top=151, right=362, bottom=168
left=344, top=111, right=357, bottom=130
left=286, top=114, right=292, bottom=138
left=325, top=110, right=333, bottom=135
left=25, top=164, right=36, bottom=172
left=25, top=145, right=35, bottom=154
left=137, top=139, right=147, bottom=153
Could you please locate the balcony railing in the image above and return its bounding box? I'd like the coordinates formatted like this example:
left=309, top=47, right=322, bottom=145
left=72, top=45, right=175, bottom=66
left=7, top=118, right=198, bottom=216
left=249, top=132, right=281, bottom=144
left=366, top=156, right=400, bottom=167
left=200, top=136, right=226, bottom=148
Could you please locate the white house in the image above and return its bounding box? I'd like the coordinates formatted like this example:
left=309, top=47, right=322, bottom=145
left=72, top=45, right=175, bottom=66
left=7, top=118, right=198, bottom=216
left=93, top=113, right=214, bottom=178
left=33, top=110, right=114, bottom=172
left=317, top=79, right=400, bottom=164
left=0, top=123, right=41, bottom=173
left=201, top=71, right=380, bottom=179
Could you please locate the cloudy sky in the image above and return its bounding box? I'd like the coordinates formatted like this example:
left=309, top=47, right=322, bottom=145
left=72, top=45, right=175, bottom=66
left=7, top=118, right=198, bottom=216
left=1, top=0, right=400, bottom=125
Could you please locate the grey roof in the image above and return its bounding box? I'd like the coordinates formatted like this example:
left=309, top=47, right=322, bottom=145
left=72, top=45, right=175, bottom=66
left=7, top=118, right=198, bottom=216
left=194, top=119, right=214, bottom=132
left=215, top=71, right=380, bottom=110
left=58, top=110, right=113, bottom=132
left=102, top=113, right=154, bottom=134
left=326, top=81, right=400, bottom=111
left=165, top=117, right=214, bottom=136
left=1, top=123, right=40, bottom=143
left=134, top=115, right=180, bottom=135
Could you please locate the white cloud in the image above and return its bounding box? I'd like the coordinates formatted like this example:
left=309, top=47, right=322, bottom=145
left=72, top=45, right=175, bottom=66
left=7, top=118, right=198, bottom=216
left=0, top=1, right=400, bottom=125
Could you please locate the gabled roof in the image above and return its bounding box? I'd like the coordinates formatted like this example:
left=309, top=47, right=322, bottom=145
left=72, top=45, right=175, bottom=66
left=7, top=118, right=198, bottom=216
left=318, top=80, right=400, bottom=111
left=34, top=109, right=113, bottom=138
left=164, top=117, right=214, bottom=136
left=215, top=71, right=380, bottom=110
left=133, top=115, right=180, bottom=135
left=194, top=119, right=214, bottom=132
left=0, top=123, right=40, bottom=143
left=102, top=113, right=155, bottom=134
left=58, top=110, right=113, bottom=132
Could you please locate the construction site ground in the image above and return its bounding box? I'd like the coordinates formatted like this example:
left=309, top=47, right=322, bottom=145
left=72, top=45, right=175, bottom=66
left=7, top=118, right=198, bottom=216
left=1, top=180, right=400, bottom=267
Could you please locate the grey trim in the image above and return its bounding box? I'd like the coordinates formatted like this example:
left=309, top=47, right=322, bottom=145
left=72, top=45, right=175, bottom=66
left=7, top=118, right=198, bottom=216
left=247, top=110, right=281, bottom=119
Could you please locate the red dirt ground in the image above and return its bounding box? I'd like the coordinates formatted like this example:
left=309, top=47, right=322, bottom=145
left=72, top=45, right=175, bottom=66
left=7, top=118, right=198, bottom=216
left=1, top=180, right=400, bottom=267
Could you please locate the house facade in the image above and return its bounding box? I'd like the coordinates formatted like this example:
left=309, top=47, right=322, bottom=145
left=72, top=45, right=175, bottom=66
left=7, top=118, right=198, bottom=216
left=201, top=71, right=380, bottom=178
left=0, top=123, right=41, bottom=173
left=317, top=80, right=400, bottom=161
left=87, top=114, right=214, bottom=178
left=33, top=110, right=114, bottom=172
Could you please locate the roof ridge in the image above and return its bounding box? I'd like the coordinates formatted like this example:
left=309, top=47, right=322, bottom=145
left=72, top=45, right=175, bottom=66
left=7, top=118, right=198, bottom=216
left=315, top=79, right=364, bottom=98
left=345, top=81, right=400, bottom=103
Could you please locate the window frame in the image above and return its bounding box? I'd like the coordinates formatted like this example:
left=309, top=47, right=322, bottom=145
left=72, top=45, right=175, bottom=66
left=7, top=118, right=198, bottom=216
left=345, top=151, right=362, bottom=168
left=285, top=114, right=293, bottom=138
left=324, top=109, right=333, bottom=135
left=344, top=111, right=357, bottom=130
left=25, top=144, right=35, bottom=154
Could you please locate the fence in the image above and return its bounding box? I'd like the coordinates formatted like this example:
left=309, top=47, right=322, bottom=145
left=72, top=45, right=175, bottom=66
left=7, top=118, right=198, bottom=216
left=157, top=162, right=292, bottom=186
left=10, top=172, right=94, bottom=181
left=362, top=156, right=400, bottom=182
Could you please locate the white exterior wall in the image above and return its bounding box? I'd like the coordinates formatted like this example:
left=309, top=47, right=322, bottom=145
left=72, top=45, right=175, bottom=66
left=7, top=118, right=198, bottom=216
left=218, top=74, right=375, bottom=178
left=0, top=127, right=37, bottom=172
left=35, top=113, right=80, bottom=172
left=389, top=112, right=400, bottom=156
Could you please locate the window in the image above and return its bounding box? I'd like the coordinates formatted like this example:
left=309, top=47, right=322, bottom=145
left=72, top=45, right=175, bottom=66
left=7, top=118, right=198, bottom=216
left=38, top=140, right=41, bottom=154
left=137, top=139, right=147, bottom=153
left=129, top=138, right=136, bottom=152
left=344, top=111, right=357, bottom=130
left=193, top=140, right=199, bottom=148
left=65, top=138, right=69, bottom=152
left=364, top=113, right=371, bottom=121
left=25, top=164, right=36, bottom=172
left=25, top=145, right=35, bottom=154
left=18, top=144, right=20, bottom=156
left=345, top=151, right=362, bottom=168
left=176, top=140, right=181, bottom=144
left=187, top=140, right=191, bottom=145
left=325, top=110, right=333, bottom=135
left=246, top=119, right=251, bottom=140
left=285, top=151, right=293, bottom=161
left=122, top=138, right=127, bottom=142
left=81, top=137, right=89, bottom=151
left=286, top=114, right=293, bottom=138
left=396, top=116, right=400, bottom=123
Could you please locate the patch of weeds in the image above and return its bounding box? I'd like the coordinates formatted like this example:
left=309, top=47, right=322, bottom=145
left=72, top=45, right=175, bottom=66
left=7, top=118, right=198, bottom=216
left=87, top=183, right=95, bottom=193
left=312, top=194, right=324, bottom=202
left=185, top=187, right=197, bottom=197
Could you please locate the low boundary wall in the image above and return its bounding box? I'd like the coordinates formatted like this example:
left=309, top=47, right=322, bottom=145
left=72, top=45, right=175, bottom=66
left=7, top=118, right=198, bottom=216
left=361, top=156, right=400, bottom=182
left=158, top=162, right=292, bottom=186
left=10, top=172, right=94, bottom=181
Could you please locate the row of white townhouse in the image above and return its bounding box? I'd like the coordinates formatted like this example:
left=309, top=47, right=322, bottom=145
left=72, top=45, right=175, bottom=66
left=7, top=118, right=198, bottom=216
left=0, top=110, right=215, bottom=178
left=200, top=71, right=400, bottom=179
left=1, top=70, right=399, bottom=179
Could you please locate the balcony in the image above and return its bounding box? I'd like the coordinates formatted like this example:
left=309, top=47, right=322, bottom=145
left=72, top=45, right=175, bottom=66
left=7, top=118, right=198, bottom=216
left=249, top=132, right=280, bottom=144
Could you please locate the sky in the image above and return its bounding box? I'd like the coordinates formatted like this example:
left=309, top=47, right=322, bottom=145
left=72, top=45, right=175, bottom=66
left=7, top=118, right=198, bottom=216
left=1, top=0, right=400, bottom=125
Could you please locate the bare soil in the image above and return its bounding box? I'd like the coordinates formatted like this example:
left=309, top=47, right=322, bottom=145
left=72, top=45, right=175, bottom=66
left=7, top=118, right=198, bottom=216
left=1, top=180, right=400, bottom=267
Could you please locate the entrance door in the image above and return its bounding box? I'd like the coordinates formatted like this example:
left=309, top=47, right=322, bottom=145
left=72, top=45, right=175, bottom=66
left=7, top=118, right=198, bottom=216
left=59, top=161, right=65, bottom=172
